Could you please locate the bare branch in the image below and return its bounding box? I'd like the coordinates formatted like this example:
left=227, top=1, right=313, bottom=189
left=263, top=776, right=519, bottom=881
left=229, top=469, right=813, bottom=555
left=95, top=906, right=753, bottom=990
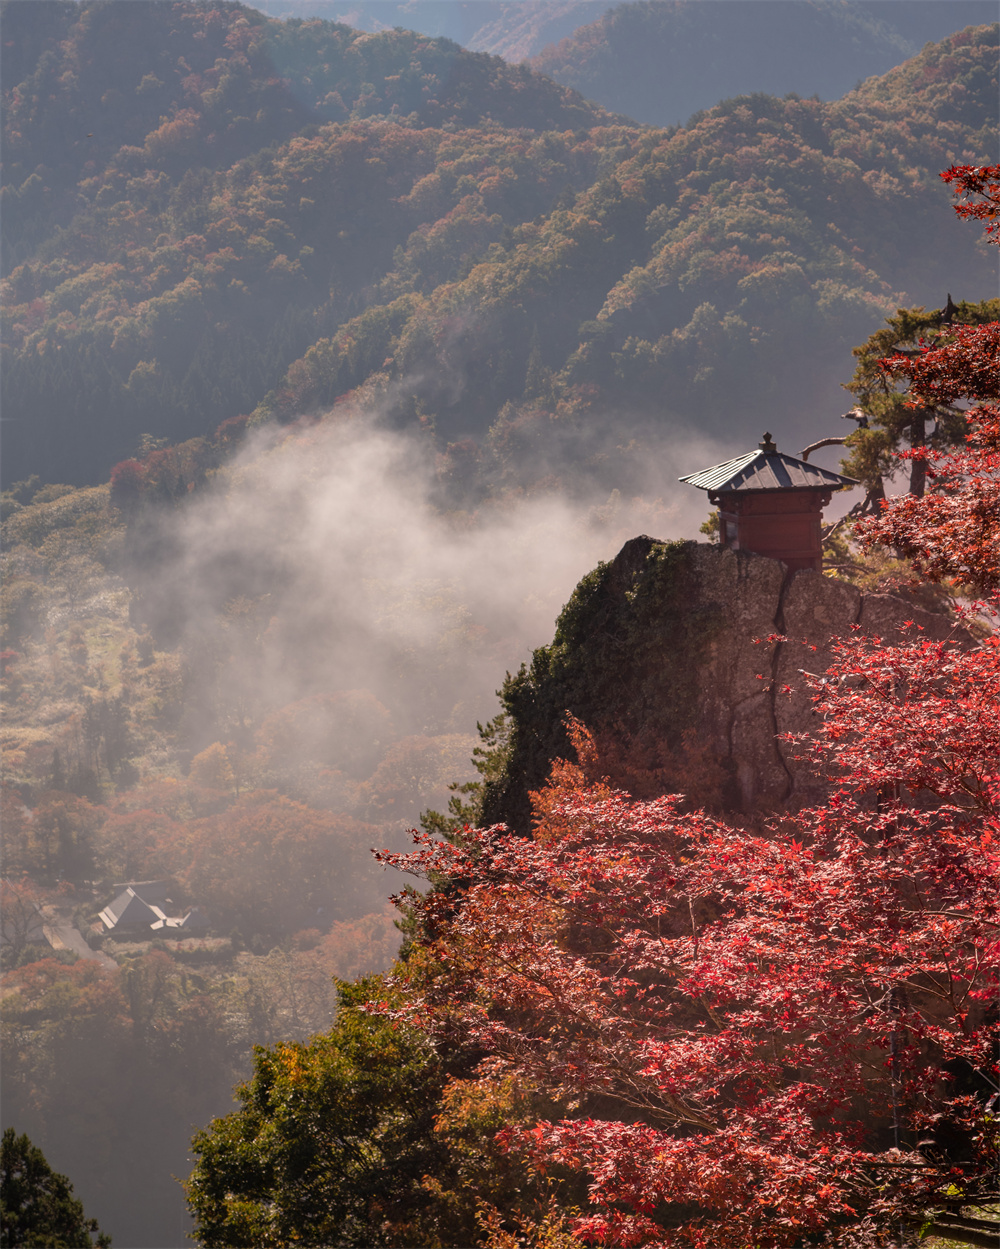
left=915, top=1216, right=1000, bottom=1248
left=801, top=435, right=849, bottom=461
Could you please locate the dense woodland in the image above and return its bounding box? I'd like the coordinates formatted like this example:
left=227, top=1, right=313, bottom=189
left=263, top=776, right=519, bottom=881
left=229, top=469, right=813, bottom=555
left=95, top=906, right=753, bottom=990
left=1, top=4, right=998, bottom=1247
left=2, top=3, right=998, bottom=490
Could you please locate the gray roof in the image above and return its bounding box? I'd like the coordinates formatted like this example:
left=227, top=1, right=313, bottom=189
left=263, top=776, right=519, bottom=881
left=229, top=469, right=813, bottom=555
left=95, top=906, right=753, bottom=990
left=100, top=888, right=159, bottom=929
left=679, top=433, right=858, bottom=494
left=117, top=880, right=168, bottom=904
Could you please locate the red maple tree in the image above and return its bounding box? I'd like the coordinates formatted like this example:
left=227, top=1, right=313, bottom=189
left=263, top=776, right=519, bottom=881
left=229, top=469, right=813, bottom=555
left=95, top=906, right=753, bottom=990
left=376, top=166, right=1000, bottom=1248
left=792, top=619, right=1000, bottom=818
left=382, top=738, right=997, bottom=1246
left=856, top=166, right=1000, bottom=594
left=856, top=322, right=999, bottom=594
left=940, top=164, right=1000, bottom=240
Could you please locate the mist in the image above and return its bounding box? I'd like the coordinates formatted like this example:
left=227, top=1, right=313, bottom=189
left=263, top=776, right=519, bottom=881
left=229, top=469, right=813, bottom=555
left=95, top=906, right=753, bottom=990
left=0, top=403, right=795, bottom=1249
left=142, top=408, right=729, bottom=814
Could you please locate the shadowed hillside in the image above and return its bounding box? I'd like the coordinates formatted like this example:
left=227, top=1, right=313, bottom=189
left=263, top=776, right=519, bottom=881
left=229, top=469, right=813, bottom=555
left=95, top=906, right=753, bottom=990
left=3, top=3, right=997, bottom=491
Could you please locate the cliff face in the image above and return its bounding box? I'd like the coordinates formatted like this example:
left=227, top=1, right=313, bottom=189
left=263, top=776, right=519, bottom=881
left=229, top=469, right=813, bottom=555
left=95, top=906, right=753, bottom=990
left=481, top=537, right=956, bottom=831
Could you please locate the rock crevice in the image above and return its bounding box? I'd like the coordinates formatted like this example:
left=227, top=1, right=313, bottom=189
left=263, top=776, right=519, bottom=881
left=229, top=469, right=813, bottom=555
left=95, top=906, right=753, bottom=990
left=480, top=539, right=958, bottom=832
left=695, top=546, right=954, bottom=810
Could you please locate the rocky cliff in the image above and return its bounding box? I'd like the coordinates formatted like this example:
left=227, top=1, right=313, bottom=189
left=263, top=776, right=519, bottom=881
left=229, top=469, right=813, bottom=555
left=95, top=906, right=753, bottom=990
left=480, top=537, right=957, bottom=831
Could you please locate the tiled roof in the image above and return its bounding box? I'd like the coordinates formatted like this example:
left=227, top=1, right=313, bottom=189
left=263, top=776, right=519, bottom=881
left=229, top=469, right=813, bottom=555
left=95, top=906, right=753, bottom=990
left=680, top=434, right=858, bottom=494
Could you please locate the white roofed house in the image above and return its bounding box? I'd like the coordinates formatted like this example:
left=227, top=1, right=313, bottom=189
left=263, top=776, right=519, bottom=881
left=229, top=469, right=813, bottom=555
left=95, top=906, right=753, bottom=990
left=150, top=907, right=209, bottom=934
left=98, top=882, right=208, bottom=937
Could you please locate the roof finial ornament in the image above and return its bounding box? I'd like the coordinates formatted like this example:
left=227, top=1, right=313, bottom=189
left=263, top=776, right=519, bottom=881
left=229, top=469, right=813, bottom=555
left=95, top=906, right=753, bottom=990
left=759, top=432, right=777, bottom=454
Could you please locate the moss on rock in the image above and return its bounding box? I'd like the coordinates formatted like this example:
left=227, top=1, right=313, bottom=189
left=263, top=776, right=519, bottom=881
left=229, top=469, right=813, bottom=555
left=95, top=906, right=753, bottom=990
left=480, top=536, right=726, bottom=834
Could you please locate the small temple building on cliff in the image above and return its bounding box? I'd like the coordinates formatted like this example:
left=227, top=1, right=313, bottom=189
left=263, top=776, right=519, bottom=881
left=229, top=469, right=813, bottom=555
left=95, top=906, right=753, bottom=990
left=680, top=432, right=858, bottom=573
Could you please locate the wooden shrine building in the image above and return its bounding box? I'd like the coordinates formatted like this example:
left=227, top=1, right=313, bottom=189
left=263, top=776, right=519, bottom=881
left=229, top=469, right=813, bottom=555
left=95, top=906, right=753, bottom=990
left=680, top=432, right=858, bottom=573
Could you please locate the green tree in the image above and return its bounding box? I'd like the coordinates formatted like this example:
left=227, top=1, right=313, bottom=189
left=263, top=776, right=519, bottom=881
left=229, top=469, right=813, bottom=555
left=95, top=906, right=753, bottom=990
left=186, top=978, right=450, bottom=1248
left=186, top=976, right=585, bottom=1247
left=0, top=1129, right=110, bottom=1248
left=841, top=296, right=1000, bottom=499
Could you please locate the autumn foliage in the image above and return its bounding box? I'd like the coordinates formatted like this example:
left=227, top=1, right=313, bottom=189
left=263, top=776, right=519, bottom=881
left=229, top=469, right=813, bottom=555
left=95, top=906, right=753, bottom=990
left=941, top=164, right=1000, bottom=239
left=370, top=170, right=1000, bottom=1249
left=179, top=161, right=1000, bottom=1249
left=797, top=621, right=1000, bottom=815
left=856, top=168, right=1000, bottom=594
left=382, top=750, right=997, bottom=1245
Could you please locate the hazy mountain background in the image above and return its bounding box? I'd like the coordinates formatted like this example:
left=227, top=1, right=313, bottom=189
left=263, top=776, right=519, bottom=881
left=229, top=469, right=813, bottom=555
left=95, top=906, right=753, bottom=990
left=253, top=0, right=1000, bottom=120
left=256, top=0, right=609, bottom=60
left=529, top=0, right=1000, bottom=125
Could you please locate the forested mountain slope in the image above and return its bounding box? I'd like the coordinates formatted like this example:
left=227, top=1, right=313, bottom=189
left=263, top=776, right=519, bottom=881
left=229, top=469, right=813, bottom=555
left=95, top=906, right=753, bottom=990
left=3, top=5, right=997, bottom=491
left=244, top=23, right=1000, bottom=491
left=0, top=0, right=615, bottom=484
left=0, top=0, right=608, bottom=218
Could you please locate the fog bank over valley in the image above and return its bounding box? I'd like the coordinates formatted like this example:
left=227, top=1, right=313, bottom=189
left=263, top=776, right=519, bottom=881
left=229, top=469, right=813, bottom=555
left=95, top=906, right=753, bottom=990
left=154, top=412, right=728, bottom=774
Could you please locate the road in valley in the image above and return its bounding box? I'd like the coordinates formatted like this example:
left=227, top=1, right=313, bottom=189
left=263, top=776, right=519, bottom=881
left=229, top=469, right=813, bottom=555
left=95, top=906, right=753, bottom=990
left=42, top=906, right=117, bottom=971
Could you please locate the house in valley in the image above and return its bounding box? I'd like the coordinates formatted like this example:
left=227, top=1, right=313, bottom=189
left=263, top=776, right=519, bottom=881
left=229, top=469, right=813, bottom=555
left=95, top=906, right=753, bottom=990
left=99, top=882, right=209, bottom=937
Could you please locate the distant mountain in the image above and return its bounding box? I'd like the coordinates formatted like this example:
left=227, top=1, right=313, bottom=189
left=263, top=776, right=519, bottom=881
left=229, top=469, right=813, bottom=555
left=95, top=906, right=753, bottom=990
left=251, top=0, right=1000, bottom=86
left=252, top=1, right=613, bottom=61
left=2, top=5, right=997, bottom=491
left=250, top=23, right=998, bottom=467
left=463, top=0, right=607, bottom=62
left=529, top=0, right=1000, bottom=126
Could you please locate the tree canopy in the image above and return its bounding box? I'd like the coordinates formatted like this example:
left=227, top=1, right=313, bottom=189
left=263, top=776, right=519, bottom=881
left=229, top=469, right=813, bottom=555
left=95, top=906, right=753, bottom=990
left=840, top=296, right=999, bottom=501
left=3, top=6, right=997, bottom=488
left=856, top=165, right=1000, bottom=593
left=185, top=161, right=1000, bottom=1249
left=0, top=1128, right=111, bottom=1249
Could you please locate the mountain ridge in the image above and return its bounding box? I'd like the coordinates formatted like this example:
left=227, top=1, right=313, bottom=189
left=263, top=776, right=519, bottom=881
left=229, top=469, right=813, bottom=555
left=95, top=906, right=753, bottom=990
left=2, top=6, right=997, bottom=491
left=528, top=0, right=1000, bottom=126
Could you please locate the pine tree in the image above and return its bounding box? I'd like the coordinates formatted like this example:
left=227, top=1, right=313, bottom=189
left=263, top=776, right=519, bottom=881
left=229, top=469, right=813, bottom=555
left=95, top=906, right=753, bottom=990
left=0, top=1129, right=111, bottom=1248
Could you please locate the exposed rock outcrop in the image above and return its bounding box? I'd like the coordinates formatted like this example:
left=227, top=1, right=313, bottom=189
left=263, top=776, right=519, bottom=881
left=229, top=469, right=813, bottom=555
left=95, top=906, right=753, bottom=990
left=480, top=538, right=958, bottom=832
